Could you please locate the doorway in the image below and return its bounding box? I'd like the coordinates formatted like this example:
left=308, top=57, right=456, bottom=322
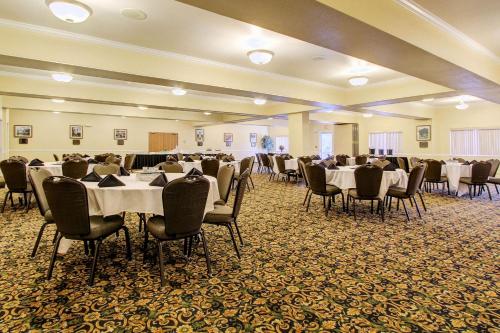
left=148, top=132, right=178, bottom=152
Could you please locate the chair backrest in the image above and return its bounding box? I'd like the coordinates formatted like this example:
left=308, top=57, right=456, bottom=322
left=487, top=159, right=499, bottom=177
left=274, top=155, right=286, bottom=173
left=355, top=155, right=367, bottom=165
left=124, top=154, right=136, bottom=170
left=201, top=159, right=220, bottom=177
left=406, top=164, right=425, bottom=196
left=217, top=165, right=235, bottom=204
left=94, top=154, right=111, bottom=163
left=190, top=154, right=201, bottom=161
left=105, top=155, right=122, bottom=165
left=9, top=155, right=29, bottom=164
left=239, top=157, right=252, bottom=175
left=259, top=154, right=270, bottom=167
left=397, top=157, right=406, bottom=170
left=455, top=157, right=466, bottom=163
left=161, top=162, right=183, bottom=173
left=336, top=155, right=347, bottom=165
left=354, top=165, right=383, bottom=197
left=62, top=159, right=89, bottom=179
left=248, top=156, right=255, bottom=174
left=298, top=160, right=310, bottom=187
left=43, top=176, right=90, bottom=236
left=306, top=163, right=327, bottom=193
left=424, top=160, right=442, bottom=181
left=372, top=159, right=390, bottom=169
left=409, top=157, right=420, bottom=169
left=53, top=154, right=59, bottom=162
left=93, top=163, right=120, bottom=176
left=28, top=168, right=53, bottom=216
left=232, top=169, right=250, bottom=218
left=0, top=159, right=28, bottom=191
left=255, top=153, right=262, bottom=166
left=161, top=176, right=209, bottom=237
left=471, top=161, right=491, bottom=184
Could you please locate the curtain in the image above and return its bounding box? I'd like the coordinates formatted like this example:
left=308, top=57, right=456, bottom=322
left=369, top=132, right=402, bottom=155
left=450, top=128, right=500, bottom=156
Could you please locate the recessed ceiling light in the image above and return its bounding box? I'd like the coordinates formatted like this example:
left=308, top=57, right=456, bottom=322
left=46, top=0, right=92, bottom=23
left=254, top=98, right=267, bottom=105
left=247, top=50, right=274, bottom=65
left=137, top=105, right=148, bottom=110
left=362, top=113, right=373, bottom=118
left=203, top=112, right=212, bottom=115
left=51, top=72, right=73, bottom=82
left=120, top=8, right=147, bottom=20
left=175, top=119, right=179, bottom=122
left=456, top=101, right=469, bottom=110
left=172, top=87, right=187, bottom=96
left=52, top=111, right=60, bottom=114
left=267, top=117, right=273, bottom=120
left=348, top=76, right=368, bottom=86
left=422, top=98, right=434, bottom=102
left=51, top=98, right=65, bottom=103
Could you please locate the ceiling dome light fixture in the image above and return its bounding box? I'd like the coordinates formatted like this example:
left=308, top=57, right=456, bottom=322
left=247, top=50, right=274, bottom=65
left=203, top=112, right=212, bottom=115
left=52, top=111, right=61, bottom=114
left=348, top=76, right=369, bottom=86
left=456, top=101, right=469, bottom=110
left=254, top=97, right=267, bottom=105
left=51, top=72, right=73, bottom=82
left=362, top=113, right=373, bottom=118
left=51, top=98, right=65, bottom=103
left=46, top=0, right=92, bottom=23
left=172, top=87, right=187, bottom=96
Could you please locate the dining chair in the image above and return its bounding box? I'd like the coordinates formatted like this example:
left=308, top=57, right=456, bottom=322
left=105, top=155, right=122, bottom=165
left=335, top=155, right=347, bottom=166
left=234, top=157, right=252, bottom=190
left=215, top=165, right=235, bottom=206
left=305, top=163, right=344, bottom=216
left=259, top=154, right=272, bottom=174
left=355, top=155, right=367, bottom=165
left=274, top=155, right=297, bottom=183
left=93, top=163, right=120, bottom=176
left=9, top=155, right=29, bottom=164
left=459, top=161, right=492, bottom=200
left=424, top=159, right=450, bottom=194
left=487, top=159, right=499, bottom=178
left=255, top=153, right=262, bottom=173
left=189, top=154, right=201, bottom=161
left=124, top=154, right=136, bottom=171
left=53, top=154, right=60, bottom=162
left=1, top=159, right=33, bottom=213
left=385, top=164, right=426, bottom=221
left=28, top=168, right=55, bottom=257
left=62, top=159, right=89, bottom=179
left=397, top=157, right=407, bottom=172
left=145, top=176, right=211, bottom=286
left=204, top=170, right=250, bottom=259
left=247, top=156, right=256, bottom=189
left=43, top=176, right=131, bottom=286
left=159, top=162, right=183, bottom=173
left=347, top=165, right=384, bottom=222
left=201, top=159, right=220, bottom=178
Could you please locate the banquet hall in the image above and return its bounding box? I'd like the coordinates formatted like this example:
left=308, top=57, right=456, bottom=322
left=0, top=0, right=499, bottom=332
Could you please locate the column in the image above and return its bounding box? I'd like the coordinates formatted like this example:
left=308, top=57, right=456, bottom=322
left=288, top=112, right=311, bottom=157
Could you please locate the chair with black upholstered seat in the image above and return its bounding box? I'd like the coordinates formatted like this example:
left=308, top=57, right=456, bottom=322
left=43, top=176, right=131, bottom=286
left=93, top=163, right=120, bottom=176
left=201, top=159, right=220, bottom=178
left=385, top=164, right=426, bottom=221
left=347, top=165, right=384, bottom=221
left=1, top=159, right=33, bottom=213
left=146, top=176, right=211, bottom=286
left=459, top=161, right=492, bottom=200
left=355, top=155, right=367, bottom=165
left=204, top=170, right=250, bottom=259
left=260, top=154, right=272, bottom=174
left=28, top=168, right=55, bottom=257
left=62, top=159, right=89, bottom=179
left=305, top=163, right=344, bottom=217
left=424, top=159, right=450, bottom=194
left=274, top=155, right=297, bottom=183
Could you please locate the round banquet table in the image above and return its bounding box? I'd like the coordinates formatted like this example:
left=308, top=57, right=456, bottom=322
left=271, top=156, right=298, bottom=173
left=325, top=166, right=408, bottom=199
left=82, top=173, right=220, bottom=217
left=29, top=161, right=95, bottom=176
left=178, top=160, right=240, bottom=173
left=441, top=162, right=472, bottom=196
left=346, top=157, right=379, bottom=166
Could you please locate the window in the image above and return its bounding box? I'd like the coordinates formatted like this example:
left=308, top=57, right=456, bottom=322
left=368, top=132, right=402, bottom=155
left=320, top=132, right=333, bottom=159
left=275, top=136, right=289, bottom=153
left=450, top=128, right=500, bottom=156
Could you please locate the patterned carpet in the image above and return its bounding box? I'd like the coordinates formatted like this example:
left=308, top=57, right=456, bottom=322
left=0, top=174, right=499, bottom=332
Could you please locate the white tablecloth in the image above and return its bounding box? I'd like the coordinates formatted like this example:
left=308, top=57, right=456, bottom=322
left=442, top=163, right=472, bottom=195
left=83, top=173, right=219, bottom=217
left=178, top=160, right=239, bottom=173
left=271, top=157, right=298, bottom=173
left=346, top=157, right=378, bottom=166
left=325, top=166, right=408, bottom=198
left=29, top=162, right=94, bottom=176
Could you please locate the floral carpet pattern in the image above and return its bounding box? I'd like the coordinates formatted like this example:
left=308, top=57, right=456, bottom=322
left=0, top=174, right=499, bottom=332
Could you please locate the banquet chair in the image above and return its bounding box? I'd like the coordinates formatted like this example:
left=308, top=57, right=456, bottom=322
left=1, top=159, right=33, bottom=213
left=215, top=165, right=235, bottom=206
left=305, top=163, right=344, bottom=217
left=159, top=162, right=183, bottom=173
left=298, top=160, right=311, bottom=205
left=43, top=176, right=131, bottom=286
left=9, top=155, right=29, bottom=164
left=233, top=157, right=252, bottom=191
left=487, top=177, right=499, bottom=195
left=28, top=168, right=55, bottom=257
left=94, top=153, right=111, bottom=163
left=459, top=161, right=492, bottom=200
left=424, top=160, right=450, bottom=194
left=274, top=155, right=297, bottom=183
left=62, top=159, right=89, bottom=179
left=124, top=154, right=136, bottom=171
left=455, top=158, right=466, bottom=163
left=487, top=159, right=499, bottom=178
left=204, top=170, right=250, bottom=259
left=409, top=157, right=421, bottom=170
left=255, top=153, right=262, bottom=173
left=347, top=165, right=384, bottom=222
left=146, top=176, right=211, bottom=286
left=53, top=154, right=60, bottom=162
left=336, top=155, right=348, bottom=166
left=397, top=157, right=407, bottom=172
left=259, top=154, right=272, bottom=174
left=176, top=153, right=184, bottom=161
left=105, top=155, right=122, bottom=166
left=189, top=154, right=201, bottom=161
left=247, top=156, right=256, bottom=189
left=385, top=164, right=426, bottom=221
left=355, top=155, right=367, bottom=165
left=93, top=163, right=120, bottom=176
left=201, top=159, right=220, bottom=178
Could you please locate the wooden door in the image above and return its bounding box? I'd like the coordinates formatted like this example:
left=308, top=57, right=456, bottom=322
left=149, top=132, right=178, bottom=152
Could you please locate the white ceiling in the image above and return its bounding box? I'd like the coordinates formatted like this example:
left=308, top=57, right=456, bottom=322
left=0, top=0, right=405, bottom=87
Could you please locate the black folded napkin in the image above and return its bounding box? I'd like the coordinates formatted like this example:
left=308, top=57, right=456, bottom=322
left=186, top=168, right=203, bottom=176
left=167, top=156, right=177, bottom=162
left=119, top=166, right=130, bottom=176
left=318, top=161, right=327, bottom=168
left=97, top=174, right=125, bottom=187
left=336, top=160, right=345, bottom=166
left=327, top=163, right=339, bottom=170
left=83, top=154, right=90, bottom=158
left=440, top=160, right=446, bottom=164
left=184, top=157, right=194, bottom=162
left=149, top=173, right=169, bottom=187
left=29, top=158, right=44, bottom=166
left=463, top=161, right=470, bottom=165
left=383, top=163, right=397, bottom=171
left=81, top=171, right=103, bottom=182
left=222, top=157, right=231, bottom=162
left=87, top=158, right=98, bottom=164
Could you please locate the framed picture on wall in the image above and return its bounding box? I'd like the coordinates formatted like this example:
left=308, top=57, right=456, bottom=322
left=69, top=125, right=83, bottom=139
left=224, top=133, right=233, bottom=143
left=416, top=125, right=431, bottom=141
left=13, top=125, right=32, bottom=138
left=250, top=133, right=257, bottom=147
left=114, top=129, right=128, bottom=140
left=195, top=128, right=204, bottom=143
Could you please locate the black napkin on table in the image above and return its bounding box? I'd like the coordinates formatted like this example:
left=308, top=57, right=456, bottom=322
left=336, top=160, right=345, bottom=166
left=440, top=160, right=446, bottom=164
left=327, top=163, right=339, bottom=170
left=87, top=158, right=98, bottom=164
left=29, top=158, right=44, bottom=166
left=184, top=157, right=194, bottom=162
left=463, top=161, right=470, bottom=165
left=119, top=166, right=130, bottom=176
left=149, top=173, right=169, bottom=187
left=97, top=174, right=125, bottom=187
left=383, top=163, right=397, bottom=171
left=222, top=157, right=231, bottom=162
left=186, top=168, right=203, bottom=176
left=81, top=171, right=102, bottom=182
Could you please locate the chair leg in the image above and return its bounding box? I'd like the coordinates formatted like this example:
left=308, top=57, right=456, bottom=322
left=346, top=194, right=350, bottom=213
left=340, top=192, right=345, bottom=212
left=352, top=199, right=356, bottom=221
left=413, top=196, right=422, bottom=218
left=143, top=225, right=149, bottom=263
left=47, top=233, right=63, bottom=280
left=157, top=240, right=166, bottom=287
left=302, top=188, right=311, bottom=206
left=306, top=193, right=312, bottom=212
left=1, top=191, right=9, bottom=213
left=226, top=224, right=241, bottom=259
left=417, top=192, right=427, bottom=212
left=233, top=219, right=244, bottom=246
left=249, top=175, right=255, bottom=189
left=88, top=240, right=101, bottom=286
left=31, top=222, right=51, bottom=257
left=122, top=226, right=132, bottom=260
left=200, top=230, right=212, bottom=276
left=380, top=199, right=385, bottom=222
left=485, top=185, right=492, bottom=201
left=84, top=241, right=89, bottom=256
left=495, top=184, right=499, bottom=194
left=24, top=192, right=32, bottom=213
left=447, top=181, right=450, bottom=195
left=468, top=185, right=473, bottom=199
left=397, top=198, right=400, bottom=211
left=401, top=199, right=410, bottom=222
